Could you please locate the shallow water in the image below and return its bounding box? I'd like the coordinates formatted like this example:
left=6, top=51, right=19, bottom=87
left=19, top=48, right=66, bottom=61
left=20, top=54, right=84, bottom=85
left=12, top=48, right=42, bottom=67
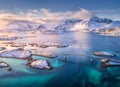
left=0, top=32, right=120, bottom=87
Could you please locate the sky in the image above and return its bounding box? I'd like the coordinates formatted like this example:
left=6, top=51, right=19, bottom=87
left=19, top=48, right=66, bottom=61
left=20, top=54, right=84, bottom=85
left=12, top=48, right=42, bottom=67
left=0, top=0, right=120, bottom=12
left=0, top=0, right=120, bottom=25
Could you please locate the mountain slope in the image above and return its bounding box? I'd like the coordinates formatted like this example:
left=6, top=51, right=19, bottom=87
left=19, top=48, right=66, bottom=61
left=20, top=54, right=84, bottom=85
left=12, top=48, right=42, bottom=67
left=3, top=20, right=46, bottom=32
left=55, top=16, right=120, bottom=35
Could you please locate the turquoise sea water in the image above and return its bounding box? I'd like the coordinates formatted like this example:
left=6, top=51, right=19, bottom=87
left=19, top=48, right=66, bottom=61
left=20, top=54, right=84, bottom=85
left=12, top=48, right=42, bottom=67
left=1, top=54, right=120, bottom=87
left=1, top=33, right=120, bottom=87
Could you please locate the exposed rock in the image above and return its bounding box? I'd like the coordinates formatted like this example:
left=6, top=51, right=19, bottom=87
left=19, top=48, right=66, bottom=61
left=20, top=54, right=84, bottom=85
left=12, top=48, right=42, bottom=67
left=90, top=17, right=112, bottom=24
left=100, top=27, right=120, bottom=36
left=0, top=47, right=5, bottom=51
left=0, top=48, right=31, bottom=59
left=55, top=19, right=81, bottom=32
left=93, top=51, right=116, bottom=57
left=27, top=57, right=34, bottom=61
left=7, top=67, right=12, bottom=71
left=10, top=43, right=27, bottom=47
left=28, top=43, right=38, bottom=47
left=0, top=36, right=21, bottom=41
left=1, top=42, right=14, bottom=44
left=28, top=60, right=51, bottom=70
left=38, top=44, right=49, bottom=48
left=42, top=30, right=58, bottom=35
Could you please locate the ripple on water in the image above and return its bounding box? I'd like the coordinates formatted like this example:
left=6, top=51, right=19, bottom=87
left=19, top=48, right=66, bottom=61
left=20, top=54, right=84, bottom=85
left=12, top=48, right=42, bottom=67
left=0, top=74, right=56, bottom=87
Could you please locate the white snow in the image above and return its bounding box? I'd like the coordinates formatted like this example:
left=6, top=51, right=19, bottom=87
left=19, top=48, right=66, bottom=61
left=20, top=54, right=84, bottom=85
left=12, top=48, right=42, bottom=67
left=0, top=62, right=8, bottom=67
left=0, top=48, right=31, bottom=59
left=93, top=51, right=115, bottom=57
left=30, top=60, right=51, bottom=69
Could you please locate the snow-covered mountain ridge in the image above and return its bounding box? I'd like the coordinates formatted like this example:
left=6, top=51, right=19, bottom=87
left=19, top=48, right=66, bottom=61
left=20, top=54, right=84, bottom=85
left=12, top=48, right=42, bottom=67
left=1, top=9, right=120, bottom=36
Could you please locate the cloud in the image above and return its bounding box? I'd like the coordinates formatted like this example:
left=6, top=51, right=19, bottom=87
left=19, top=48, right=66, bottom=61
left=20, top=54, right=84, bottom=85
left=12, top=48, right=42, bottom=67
left=0, top=8, right=93, bottom=25
left=1, top=8, right=120, bottom=29
left=0, top=8, right=120, bottom=26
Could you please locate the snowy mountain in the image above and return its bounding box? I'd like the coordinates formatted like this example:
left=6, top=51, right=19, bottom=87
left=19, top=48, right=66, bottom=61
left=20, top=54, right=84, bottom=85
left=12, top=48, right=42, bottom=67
left=3, top=20, right=46, bottom=32
left=1, top=9, right=120, bottom=36
left=55, top=16, right=114, bottom=31
left=54, top=15, right=120, bottom=36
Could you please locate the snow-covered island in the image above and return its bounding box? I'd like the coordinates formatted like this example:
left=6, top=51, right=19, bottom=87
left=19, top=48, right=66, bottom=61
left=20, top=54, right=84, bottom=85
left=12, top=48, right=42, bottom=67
left=0, top=61, right=9, bottom=68
left=93, top=51, right=116, bottom=57
left=101, top=59, right=120, bottom=66
left=0, top=48, right=31, bottom=59
left=38, top=42, right=69, bottom=48
left=28, top=42, right=69, bottom=48
left=28, top=60, right=51, bottom=70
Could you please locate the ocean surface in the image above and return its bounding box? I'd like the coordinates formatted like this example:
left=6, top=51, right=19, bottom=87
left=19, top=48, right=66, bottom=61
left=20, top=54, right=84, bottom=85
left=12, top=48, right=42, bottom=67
left=0, top=32, right=120, bottom=87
